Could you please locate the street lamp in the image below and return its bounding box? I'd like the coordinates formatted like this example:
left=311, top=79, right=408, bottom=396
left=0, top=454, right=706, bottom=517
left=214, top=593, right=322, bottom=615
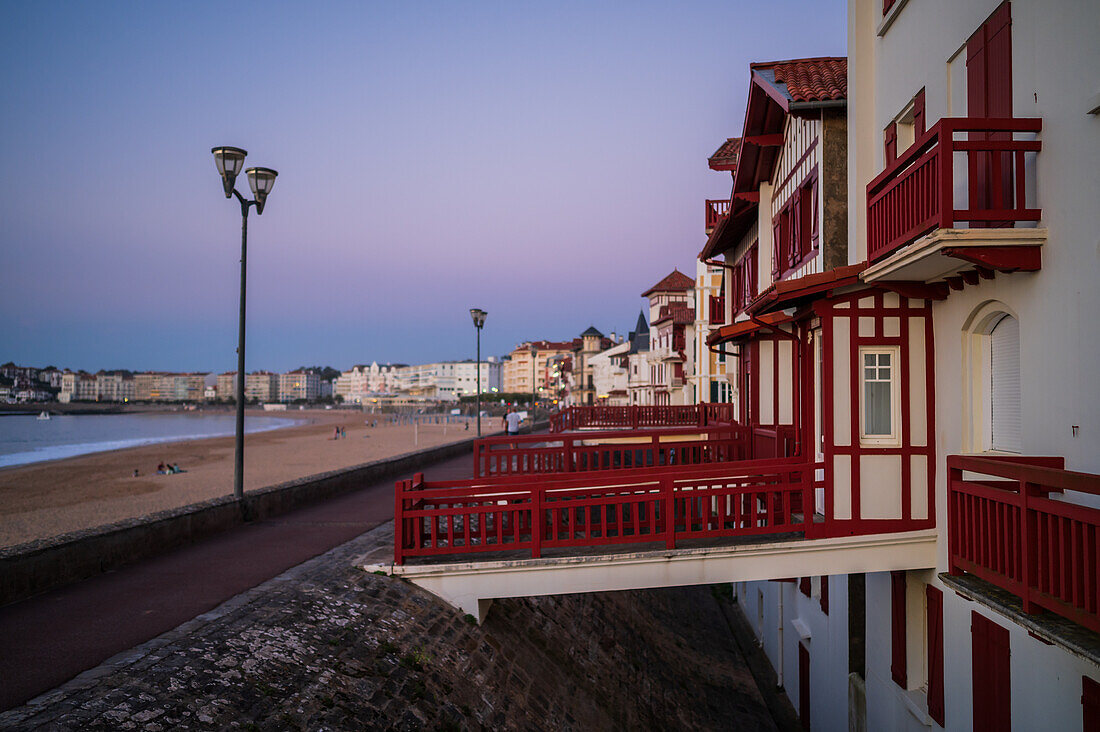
left=529, top=342, right=538, bottom=423
left=212, top=146, right=278, bottom=505
left=470, top=308, right=487, bottom=436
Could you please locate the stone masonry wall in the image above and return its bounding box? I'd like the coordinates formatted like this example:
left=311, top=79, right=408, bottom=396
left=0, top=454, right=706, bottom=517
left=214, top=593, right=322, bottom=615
left=1, top=523, right=779, bottom=731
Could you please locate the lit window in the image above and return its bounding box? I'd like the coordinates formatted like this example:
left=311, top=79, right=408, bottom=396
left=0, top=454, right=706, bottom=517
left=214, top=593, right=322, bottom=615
left=860, top=347, right=900, bottom=443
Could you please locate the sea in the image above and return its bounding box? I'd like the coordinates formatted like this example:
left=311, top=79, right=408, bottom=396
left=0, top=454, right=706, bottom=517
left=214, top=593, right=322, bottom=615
left=0, top=413, right=303, bottom=469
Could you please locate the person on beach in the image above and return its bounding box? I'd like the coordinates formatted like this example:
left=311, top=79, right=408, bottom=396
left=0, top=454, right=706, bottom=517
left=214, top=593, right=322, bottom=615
left=333, top=426, right=340, bottom=440
left=133, top=468, right=140, bottom=477
left=340, top=426, right=346, bottom=438
left=156, top=462, right=166, bottom=474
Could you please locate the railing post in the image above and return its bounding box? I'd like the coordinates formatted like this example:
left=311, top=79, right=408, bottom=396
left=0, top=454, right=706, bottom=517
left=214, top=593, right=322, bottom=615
left=1019, top=479, right=1037, bottom=614
left=938, top=121, right=954, bottom=229
left=664, top=477, right=676, bottom=550
left=473, top=441, right=481, bottom=478
left=632, top=407, right=639, bottom=430
left=947, top=462, right=963, bottom=575
left=531, top=486, right=542, bottom=559
left=394, top=479, right=405, bottom=565
left=565, top=437, right=574, bottom=472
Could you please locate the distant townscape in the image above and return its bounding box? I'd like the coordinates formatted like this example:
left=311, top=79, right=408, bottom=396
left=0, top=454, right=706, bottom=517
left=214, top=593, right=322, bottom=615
left=1, top=268, right=729, bottom=410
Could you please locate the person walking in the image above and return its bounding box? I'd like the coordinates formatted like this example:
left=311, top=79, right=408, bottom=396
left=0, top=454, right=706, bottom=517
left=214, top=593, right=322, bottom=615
left=505, top=408, right=522, bottom=436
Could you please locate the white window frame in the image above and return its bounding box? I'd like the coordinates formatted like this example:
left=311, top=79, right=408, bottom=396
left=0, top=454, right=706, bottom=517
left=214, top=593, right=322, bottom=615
left=859, top=346, right=902, bottom=446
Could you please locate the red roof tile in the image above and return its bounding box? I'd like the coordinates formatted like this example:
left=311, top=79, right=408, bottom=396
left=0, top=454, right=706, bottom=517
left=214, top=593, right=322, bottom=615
left=641, top=269, right=695, bottom=297
left=772, top=58, right=847, bottom=103
left=708, top=137, right=741, bottom=171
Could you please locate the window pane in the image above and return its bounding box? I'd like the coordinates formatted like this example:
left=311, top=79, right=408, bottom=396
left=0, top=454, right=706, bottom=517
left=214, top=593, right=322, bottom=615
left=865, top=381, right=892, bottom=435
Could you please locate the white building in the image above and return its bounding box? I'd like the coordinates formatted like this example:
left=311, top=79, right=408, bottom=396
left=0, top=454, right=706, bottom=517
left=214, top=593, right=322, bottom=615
left=278, top=370, right=320, bottom=402
left=588, top=340, right=630, bottom=406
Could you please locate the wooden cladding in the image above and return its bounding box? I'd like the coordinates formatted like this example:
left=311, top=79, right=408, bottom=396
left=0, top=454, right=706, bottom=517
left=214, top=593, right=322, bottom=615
left=890, top=570, right=907, bottom=687
left=927, top=585, right=945, bottom=726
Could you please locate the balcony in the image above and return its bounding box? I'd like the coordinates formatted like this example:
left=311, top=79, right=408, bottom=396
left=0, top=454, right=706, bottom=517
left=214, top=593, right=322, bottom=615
left=549, top=403, right=734, bottom=432
left=948, top=455, right=1100, bottom=634
left=705, top=199, right=731, bottom=234
left=708, top=295, right=725, bottom=325
left=864, top=118, right=1044, bottom=284
left=473, top=425, right=751, bottom=477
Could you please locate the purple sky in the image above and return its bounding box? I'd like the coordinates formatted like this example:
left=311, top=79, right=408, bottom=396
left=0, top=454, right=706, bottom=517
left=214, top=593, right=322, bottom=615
left=0, top=1, right=844, bottom=373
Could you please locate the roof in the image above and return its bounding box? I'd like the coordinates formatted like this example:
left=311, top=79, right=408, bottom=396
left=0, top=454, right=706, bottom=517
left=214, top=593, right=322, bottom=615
left=580, top=326, right=604, bottom=338
left=708, top=137, right=741, bottom=172
left=748, top=263, right=868, bottom=315
left=706, top=312, right=794, bottom=347
left=641, top=269, right=695, bottom=296
left=767, top=58, right=847, bottom=104
left=652, top=304, right=695, bottom=326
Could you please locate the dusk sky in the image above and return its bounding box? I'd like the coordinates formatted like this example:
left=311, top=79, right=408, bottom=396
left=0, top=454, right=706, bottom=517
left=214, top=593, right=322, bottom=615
left=0, top=1, right=845, bottom=373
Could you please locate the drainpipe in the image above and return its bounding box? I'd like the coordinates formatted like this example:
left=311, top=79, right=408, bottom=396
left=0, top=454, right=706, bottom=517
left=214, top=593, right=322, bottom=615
left=776, top=584, right=785, bottom=688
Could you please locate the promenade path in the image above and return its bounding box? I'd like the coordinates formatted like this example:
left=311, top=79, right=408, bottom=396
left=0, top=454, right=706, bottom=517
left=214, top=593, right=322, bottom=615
left=0, top=450, right=473, bottom=713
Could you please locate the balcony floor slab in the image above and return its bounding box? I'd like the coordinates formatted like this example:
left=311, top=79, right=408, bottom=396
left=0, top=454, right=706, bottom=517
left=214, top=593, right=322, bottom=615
left=364, top=527, right=937, bottom=623
left=863, top=227, right=1047, bottom=284
left=939, top=571, right=1100, bottom=666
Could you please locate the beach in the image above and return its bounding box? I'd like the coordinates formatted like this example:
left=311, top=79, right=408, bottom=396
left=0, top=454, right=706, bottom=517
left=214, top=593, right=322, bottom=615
left=0, top=409, right=481, bottom=548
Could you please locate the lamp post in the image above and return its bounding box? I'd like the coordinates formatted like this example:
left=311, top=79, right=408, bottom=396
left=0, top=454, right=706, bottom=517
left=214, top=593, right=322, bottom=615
left=529, top=343, right=538, bottom=424
left=470, top=308, right=487, bottom=436
left=212, top=146, right=278, bottom=504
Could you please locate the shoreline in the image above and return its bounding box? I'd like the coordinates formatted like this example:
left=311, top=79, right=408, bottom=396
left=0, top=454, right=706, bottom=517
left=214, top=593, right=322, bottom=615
left=0, top=412, right=307, bottom=471
left=0, top=409, right=477, bottom=548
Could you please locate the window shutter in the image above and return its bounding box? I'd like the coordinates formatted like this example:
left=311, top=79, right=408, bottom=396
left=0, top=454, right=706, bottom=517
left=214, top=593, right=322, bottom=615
left=819, top=576, right=829, bottom=615
left=790, top=199, right=801, bottom=268
left=972, top=611, right=1011, bottom=732
left=884, top=122, right=898, bottom=166
left=991, top=315, right=1021, bottom=452
left=1083, top=677, right=1100, bottom=732
left=772, top=220, right=782, bottom=281
left=913, top=88, right=926, bottom=138
left=891, top=571, right=908, bottom=687
left=927, top=586, right=945, bottom=726
left=748, top=244, right=758, bottom=300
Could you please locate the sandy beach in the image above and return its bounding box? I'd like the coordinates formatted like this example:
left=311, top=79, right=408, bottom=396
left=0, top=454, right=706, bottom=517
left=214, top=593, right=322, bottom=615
left=0, top=409, right=483, bottom=549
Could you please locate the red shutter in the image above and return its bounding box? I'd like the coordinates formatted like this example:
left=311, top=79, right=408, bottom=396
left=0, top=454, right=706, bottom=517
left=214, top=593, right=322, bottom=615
left=802, top=178, right=818, bottom=257
left=972, top=611, right=1011, bottom=732
left=772, top=220, right=782, bottom=280
left=748, top=243, right=758, bottom=300
left=927, top=585, right=945, bottom=726
left=913, top=88, right=926, bottom=138
left=799, top=642, right=811, bottom=731
left=884, top=122, right=898, bottom=165
left=968, top=2, right=1013, bottom=224
left=819, top=575, right=829, bottom=615
left=1084, top=676, right=1100, bottom=732
left=789, top=199, right=801, bottom=268
left=800, top=576, right=811, bottom=597
left=891, top=571, right=907, bottom=687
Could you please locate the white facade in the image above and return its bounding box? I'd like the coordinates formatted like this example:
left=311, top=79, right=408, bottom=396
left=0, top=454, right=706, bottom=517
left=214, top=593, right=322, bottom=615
left=588, top=341, right=630, bottom=406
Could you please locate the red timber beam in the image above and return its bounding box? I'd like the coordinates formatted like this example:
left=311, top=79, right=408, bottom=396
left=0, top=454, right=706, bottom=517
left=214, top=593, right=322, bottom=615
left=942, top=245, right=1041, bottom=272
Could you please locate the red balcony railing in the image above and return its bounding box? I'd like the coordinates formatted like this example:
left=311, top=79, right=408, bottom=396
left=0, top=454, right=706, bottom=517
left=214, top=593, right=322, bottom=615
left=709, top=295, right=725, bottom=325
left=948, top=455, right=1100, bottom=634
left=473, top=425, right=751, bottom=477
left=866, top=117, right=1042, bottom=262
left=394, top=457, right=817, bottom=564
left=706, top=199, right=732, bottom=232
left=549, top=403, right=736, bottom=433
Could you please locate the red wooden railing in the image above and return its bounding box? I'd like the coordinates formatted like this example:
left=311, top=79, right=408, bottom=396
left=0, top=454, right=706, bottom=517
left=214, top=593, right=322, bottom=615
left=394, top=457, right=818, bottom=564
left=866, top=117, right=1042, bottom=262
left=751, top=425, right=799, bottom=460
left=473, top=425, right=751, bottom=477
left=709, top=295, right=725, bottom=325
left=549, top=403, right=736, bottom=433
left=948, top=455, right=1100, bottom=634
left=706, top=199, right=732, bottom=231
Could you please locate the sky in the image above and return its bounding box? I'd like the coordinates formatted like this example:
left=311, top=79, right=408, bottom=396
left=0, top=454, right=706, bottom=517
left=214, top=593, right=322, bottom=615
left=0, top=1, right=845, bottom=373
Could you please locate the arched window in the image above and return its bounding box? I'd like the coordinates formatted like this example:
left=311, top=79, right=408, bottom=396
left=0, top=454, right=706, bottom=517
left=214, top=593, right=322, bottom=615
left=990, top=314, right=1021, bottom=452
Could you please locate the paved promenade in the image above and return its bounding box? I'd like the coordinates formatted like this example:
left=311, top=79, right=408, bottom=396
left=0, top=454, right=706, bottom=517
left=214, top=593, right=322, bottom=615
left=0, top=451, right=471, bottom=713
